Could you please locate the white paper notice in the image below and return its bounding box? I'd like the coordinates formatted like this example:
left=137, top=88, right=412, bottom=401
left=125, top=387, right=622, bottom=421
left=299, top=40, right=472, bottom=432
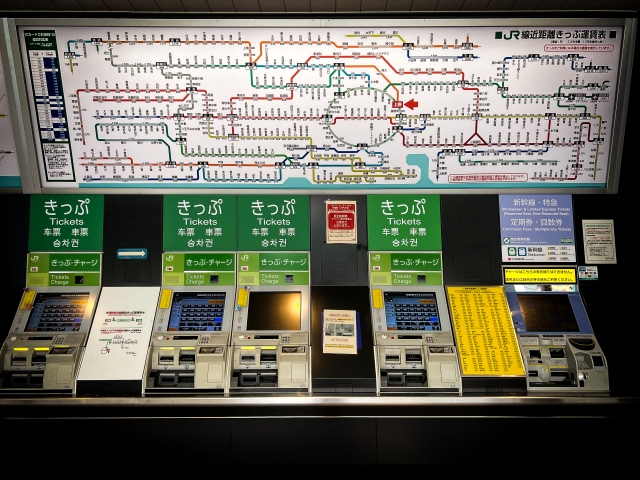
left=77, top=286, right=159, bottom=381
left=323, top=309, right=357, bottom=355
left=582, top=220, right=617, bottom=264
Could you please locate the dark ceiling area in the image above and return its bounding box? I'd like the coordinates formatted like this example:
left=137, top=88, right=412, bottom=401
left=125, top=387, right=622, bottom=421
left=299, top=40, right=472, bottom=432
left=0, top=0, right=638, bottom=15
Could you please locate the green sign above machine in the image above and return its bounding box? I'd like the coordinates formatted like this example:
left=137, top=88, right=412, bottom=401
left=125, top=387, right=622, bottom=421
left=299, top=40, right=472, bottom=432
left=369, top=252, right=443, bottom=286
left=26, top=253, right=101, bottom=287
left=237, top=195, right=310, bottom=251
left=162, top=253, right=235, bottom=287
left=367, top=195, right=441, bottom=251
left=163, top=195, right=237, bottom=251
left=28, top=194, right=104, bottom=252
left=237, top=252, right=310, bottom=286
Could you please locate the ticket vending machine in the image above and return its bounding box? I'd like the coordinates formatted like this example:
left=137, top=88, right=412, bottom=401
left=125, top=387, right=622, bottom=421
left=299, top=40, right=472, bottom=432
left=1, top=195, right=106, bottom=395
left=504, top=268, right=609, bottom=395
left=0, top=255, right=101, bottom=394
left=229, top=252, right=310, bottom=393
left=144, top=253, right=236, bottom=394
left=369, top=252, right=461, bottom=395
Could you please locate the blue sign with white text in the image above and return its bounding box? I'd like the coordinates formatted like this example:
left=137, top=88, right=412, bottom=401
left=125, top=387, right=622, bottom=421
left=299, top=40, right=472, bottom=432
left=499, top=195, right=575, bottom=263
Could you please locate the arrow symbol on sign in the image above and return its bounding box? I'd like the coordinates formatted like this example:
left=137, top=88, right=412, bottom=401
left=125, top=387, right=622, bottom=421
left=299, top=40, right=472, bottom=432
left=117, top=248, right=148, bottom=259
left=404, top=99, right=419, bottom=110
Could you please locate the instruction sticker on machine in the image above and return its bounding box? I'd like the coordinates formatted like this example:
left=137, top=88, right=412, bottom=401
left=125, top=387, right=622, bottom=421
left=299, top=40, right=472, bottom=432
left=447, top=286, right=525, bottom=377
left=323, top=309, right=357, bottom=355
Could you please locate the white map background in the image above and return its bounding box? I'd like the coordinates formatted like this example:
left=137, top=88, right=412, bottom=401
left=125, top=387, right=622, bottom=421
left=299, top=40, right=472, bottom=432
left=20, top=24, right=624, bottom=189
left=0, top=51, right=21, bottom=187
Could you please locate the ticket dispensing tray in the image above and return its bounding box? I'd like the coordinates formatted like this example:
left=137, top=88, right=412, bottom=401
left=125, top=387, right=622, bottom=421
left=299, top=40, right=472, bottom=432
left=369, top=252, right=461, bottom=395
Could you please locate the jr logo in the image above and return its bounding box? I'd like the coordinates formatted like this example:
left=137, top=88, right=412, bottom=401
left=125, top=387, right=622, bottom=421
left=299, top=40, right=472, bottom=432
left=495, top=30, right=520, bottom=40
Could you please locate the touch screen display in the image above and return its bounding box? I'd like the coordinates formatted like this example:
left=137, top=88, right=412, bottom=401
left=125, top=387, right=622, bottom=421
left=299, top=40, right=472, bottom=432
left=517, top=294, right=580, bottom=333
left=383, top=292, right=441, bottom=331
left=168, top=292, right=226, bottom=331
left=246, top=292, right=301, bottom=331
left=25, top=293, right=89, bottom=332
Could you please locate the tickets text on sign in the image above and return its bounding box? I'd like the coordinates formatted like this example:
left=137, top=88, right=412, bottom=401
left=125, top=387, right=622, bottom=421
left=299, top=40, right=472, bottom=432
left=42, top=198, right=91, bottom=248
left=175, top=199, right=224, bottom=248
left=379, top=198, right=428, bottom=248
left=250, top=199, right=298, bottom=248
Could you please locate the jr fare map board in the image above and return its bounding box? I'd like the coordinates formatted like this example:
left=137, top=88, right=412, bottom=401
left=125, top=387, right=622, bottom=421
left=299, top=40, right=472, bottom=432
left=0, top=48, right=21, bottom=188
left=19, top=23, right=626, bottom=190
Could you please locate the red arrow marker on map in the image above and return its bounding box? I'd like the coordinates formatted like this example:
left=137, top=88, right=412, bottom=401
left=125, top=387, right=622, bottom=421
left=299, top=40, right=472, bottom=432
left=404, top=99, right=419, bottom=110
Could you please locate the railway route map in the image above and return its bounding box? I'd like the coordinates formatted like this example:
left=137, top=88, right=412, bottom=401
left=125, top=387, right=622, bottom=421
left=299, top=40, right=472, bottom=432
left=0, top=51, right=21, bottom=188
left=19, top=24, right=625, bottom=190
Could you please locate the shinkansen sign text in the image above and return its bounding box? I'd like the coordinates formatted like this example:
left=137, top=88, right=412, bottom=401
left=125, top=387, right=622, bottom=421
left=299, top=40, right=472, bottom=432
left=499, top=194, right=575, bottom=263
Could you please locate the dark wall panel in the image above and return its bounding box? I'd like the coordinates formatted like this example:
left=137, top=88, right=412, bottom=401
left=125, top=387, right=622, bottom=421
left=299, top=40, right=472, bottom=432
left=441, top=195, right=503, bottom=286
left=102, top=194, right=163, bottom=287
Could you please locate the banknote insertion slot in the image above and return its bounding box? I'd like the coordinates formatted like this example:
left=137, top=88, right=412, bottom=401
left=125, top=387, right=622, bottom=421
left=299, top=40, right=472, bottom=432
left=31, top=352, right=48, bottom=365
left=199, top=347, right=222, bottom=354
left=260, top=351, right=277, bottom=363
left=549, top=348, right=565, bottom=358
left=178, top=352, right=196, bottom=364
left=282, top=346, right=304, bottom=353
left=405, top=351, right=423, bottom=363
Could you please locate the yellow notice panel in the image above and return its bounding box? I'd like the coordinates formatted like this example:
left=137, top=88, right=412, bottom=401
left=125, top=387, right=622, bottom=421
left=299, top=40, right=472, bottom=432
left=20, top=290, right=36, bottom=310
left=447, top=286, right=525, bottom=377
left=504, top=268, right=576, bottom=284
left=159, top=289, right=173, bottom=309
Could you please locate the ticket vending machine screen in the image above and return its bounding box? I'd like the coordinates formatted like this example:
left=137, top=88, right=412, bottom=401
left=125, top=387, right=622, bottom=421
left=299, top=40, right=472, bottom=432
left=25, top=293, right=90, bottom=332
left=517, top=294, right=580, bottom=333
left=383, top=292, right=441, bottom=331
left=246, top=292, right=301, bottom=331
left=168, top=292, right=226, bottom=332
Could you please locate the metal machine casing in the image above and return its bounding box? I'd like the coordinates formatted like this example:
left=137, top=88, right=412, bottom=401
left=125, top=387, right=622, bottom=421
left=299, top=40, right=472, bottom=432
left=505, top=282, right=609, bottom=395
left=369, top=252, right=461, bottom=395
left=0, top=286, right=100, bottom=394
left=230, top=252, right=311, bottom=393
left=145, top=285, right=235, bottom=394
